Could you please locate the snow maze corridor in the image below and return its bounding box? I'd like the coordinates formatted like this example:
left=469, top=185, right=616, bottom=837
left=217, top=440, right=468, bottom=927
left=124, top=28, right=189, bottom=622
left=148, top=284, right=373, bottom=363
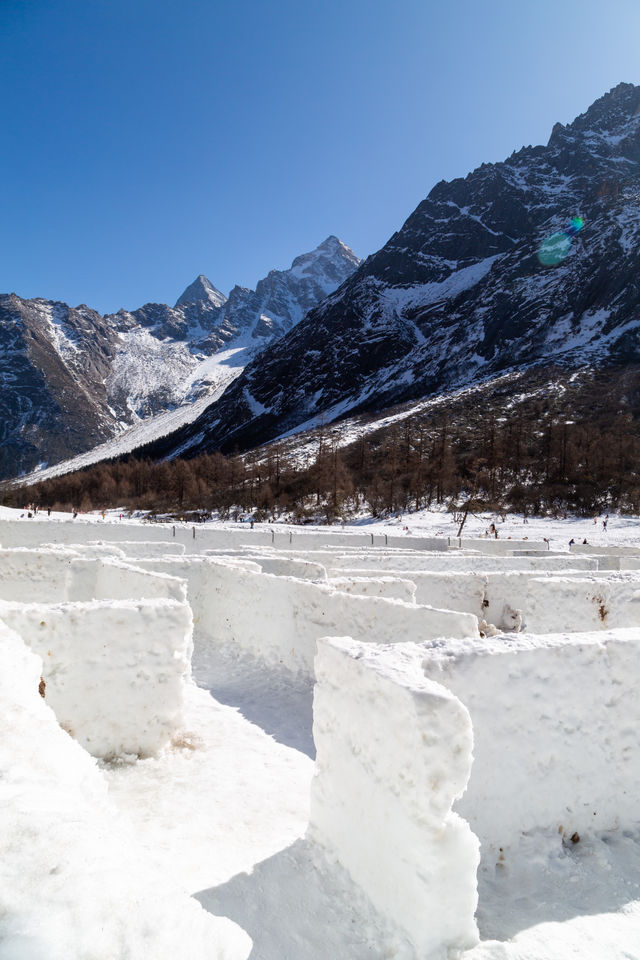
left=2, top=517, right=640, bottom=960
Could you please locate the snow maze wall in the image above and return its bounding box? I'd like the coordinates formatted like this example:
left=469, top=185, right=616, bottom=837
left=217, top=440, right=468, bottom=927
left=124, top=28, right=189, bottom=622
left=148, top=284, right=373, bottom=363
left=2, top=518, right=640, bottom=959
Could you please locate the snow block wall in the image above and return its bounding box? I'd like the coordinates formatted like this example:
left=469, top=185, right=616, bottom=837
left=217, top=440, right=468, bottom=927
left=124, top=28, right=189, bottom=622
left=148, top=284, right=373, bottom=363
left=89, top=539, right=187, bottom=557
left=508, top=573, right=640, bottom=632
left=421, top=628, right=640, bottom=852
left=310, top=636, right=479, bottom=959
left=0, top=620, right=251, bottom=960
left=69, top=557, right=187, bottom=603
left=327, top=576, right=417, bottom=602
left=194, top=560, right=479, bottom=676
left=321, top=552, right=598, bottom=574
left=0, top=548, right=73, bottom=602
left=457, top=538, right=549, bottom=553
left=241, top=554, right=328, bottom=581
left=0, top=548, right=187, bottom=604
left=0, top=517, right=450, bottom=553
left=326, top=569, right=640, bottom=633
left=0, top=597, right=194, bottom=758
left=130, top=557, right=252, bottom=639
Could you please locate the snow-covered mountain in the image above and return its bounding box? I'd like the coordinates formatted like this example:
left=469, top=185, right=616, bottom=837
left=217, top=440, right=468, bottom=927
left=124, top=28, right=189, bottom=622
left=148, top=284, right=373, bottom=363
left=0, top=237, right=360, bottom=479
left=147, top=83, right=640, bottom=460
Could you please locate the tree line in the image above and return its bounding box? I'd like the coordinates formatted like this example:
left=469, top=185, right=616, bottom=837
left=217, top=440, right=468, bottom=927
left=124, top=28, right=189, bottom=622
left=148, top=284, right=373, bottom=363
left=5, top=365, right=640, bottom=520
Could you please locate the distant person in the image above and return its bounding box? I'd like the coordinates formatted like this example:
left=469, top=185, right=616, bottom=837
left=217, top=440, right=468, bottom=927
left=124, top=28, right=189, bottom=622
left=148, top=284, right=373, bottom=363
left=47, top=508, right=51, bottom=517
left=603, top=519, right=608, bottom=530
left=583, top=538, right=588, bottom=544
left=569, top=538, right=575, bottom=546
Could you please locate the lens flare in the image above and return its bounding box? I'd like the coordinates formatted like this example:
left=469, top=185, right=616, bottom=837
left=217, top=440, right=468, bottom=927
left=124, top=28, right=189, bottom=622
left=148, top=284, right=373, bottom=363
left=565, top=216, right=584, bottom=237
left=538, top=216, right=584, bottom=266
left=537, top=231, right=572, bottom=266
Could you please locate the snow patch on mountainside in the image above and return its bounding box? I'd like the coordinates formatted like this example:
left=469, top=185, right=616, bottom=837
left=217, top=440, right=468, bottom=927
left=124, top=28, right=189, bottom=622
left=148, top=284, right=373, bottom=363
left=0, top=236, right=361, bottom=480
left=36, top=301, right=82, bottom=361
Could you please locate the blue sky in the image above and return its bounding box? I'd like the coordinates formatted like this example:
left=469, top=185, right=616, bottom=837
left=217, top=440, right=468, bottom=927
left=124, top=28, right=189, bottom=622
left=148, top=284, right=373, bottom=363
left=2, top=0, right=640, bottom=314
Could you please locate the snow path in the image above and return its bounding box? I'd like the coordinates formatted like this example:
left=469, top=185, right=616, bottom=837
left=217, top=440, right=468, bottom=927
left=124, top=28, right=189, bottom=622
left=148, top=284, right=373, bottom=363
left=103, top=682, right=312, bottom=895
left=101, top=652, right=405, bottom=960
left=193, top=645, right=315, bottom=758
left=196, top=839, right=409, bottom=960
left=468, top=831, right=640, bottom=960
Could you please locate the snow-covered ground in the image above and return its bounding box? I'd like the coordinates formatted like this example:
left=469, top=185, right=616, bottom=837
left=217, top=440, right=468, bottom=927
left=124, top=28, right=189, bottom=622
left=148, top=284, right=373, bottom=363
left=1, top=504, right=640, bottom=959
left=4, top=501, right=636, bottom=550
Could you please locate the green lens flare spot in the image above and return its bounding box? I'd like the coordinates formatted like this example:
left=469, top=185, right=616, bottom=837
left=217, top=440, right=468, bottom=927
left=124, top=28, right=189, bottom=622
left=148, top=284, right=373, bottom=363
left=538, top=232, right=572, bottom=266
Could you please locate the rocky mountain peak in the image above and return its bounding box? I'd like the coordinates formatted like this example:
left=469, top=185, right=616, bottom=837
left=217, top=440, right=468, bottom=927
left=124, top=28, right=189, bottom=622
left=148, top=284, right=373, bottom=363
left=548, top=82, right=640, bottom=150
left=138, top=83, right=640, bottom=464
left=0, top=234, right=362, bottom=479
left=290, top=236, right=360, bottom=276
left=175, top=275, right=227, bottom=309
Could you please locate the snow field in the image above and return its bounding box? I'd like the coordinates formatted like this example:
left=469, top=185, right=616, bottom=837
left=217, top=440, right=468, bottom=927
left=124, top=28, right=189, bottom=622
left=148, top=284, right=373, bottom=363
left=310, top=636, right=480, bottom=959
left=0, top=620, right=251, bottom=960
left=3, top=508, right=640, bottom=959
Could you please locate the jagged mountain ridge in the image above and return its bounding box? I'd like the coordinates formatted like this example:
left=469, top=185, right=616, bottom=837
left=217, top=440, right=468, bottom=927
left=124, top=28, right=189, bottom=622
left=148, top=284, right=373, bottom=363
left=147, top=83, right=640, bottom=460
left=0, top=237, right=360, bottom=479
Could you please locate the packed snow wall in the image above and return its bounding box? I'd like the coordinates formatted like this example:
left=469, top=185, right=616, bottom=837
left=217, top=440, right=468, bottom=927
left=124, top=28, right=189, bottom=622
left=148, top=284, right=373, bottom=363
left=421, top=628, right=640, bottom=852
left=205, top=551, right=329, bottom=581
left=319, top=552, right=599, bottom=573
left=0, top=597, right=194, bottom=758
left=0, top=548, right=187, bottom=604
left=309, top=636, right=479, bottom=958
left=325, top=568, right=640, bottom=632
left=180, top=558, right=479, bottom=676
left=326, top=575, right=417, bottom=602
left=0, top=517, right=450, bottom=553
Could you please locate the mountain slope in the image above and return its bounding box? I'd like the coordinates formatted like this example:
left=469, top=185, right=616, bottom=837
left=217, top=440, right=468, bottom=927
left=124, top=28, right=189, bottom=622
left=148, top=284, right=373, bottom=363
left=0, top=237, right=360, bottom=479
left=0, top=297, right=119, bottom=478
left=148, top=83, right=640, bottom=460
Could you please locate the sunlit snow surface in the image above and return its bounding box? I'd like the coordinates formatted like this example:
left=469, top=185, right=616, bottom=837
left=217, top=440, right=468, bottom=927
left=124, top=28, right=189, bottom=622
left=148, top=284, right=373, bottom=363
left=2, top=504, right=640, bottom=959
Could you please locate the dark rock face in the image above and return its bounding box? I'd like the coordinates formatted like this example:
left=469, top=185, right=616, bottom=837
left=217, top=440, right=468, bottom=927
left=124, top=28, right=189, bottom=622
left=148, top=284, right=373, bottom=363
left=0, top=296, right=117, bottom=478
left=153, top=83, right=640, bottom=459
left=0, top=238, right=360, bottom=479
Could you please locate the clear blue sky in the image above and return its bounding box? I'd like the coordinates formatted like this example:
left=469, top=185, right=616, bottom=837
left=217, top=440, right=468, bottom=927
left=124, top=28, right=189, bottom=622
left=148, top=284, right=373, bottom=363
left=2, top=0, right=639, bottom=314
